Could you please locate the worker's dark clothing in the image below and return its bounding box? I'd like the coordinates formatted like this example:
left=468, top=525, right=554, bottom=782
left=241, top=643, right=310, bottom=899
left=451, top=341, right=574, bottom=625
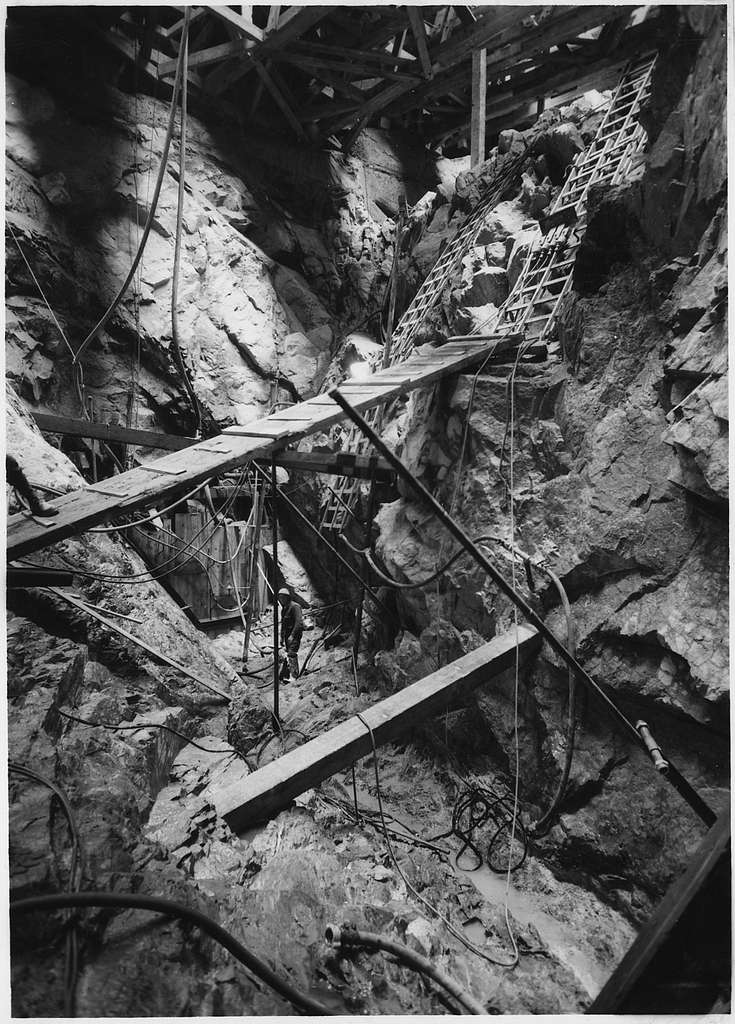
left=280, top=599, right=303, bottom=680
left=6, top=455, right=57, bottom=516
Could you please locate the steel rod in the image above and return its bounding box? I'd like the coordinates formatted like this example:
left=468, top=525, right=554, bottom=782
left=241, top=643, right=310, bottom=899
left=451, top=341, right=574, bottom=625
left=329, top=387, right=716, bottom=828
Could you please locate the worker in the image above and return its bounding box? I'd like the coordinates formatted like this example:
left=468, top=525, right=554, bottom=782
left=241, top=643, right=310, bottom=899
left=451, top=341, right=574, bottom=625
left=277, top=586, right=303, bottom=681
left=6, top=455, right=58, bottom=517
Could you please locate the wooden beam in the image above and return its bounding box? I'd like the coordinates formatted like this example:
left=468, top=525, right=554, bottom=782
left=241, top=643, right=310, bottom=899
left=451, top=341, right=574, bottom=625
left=265, top=451, right=393, bottom=481
left=204, top=7, right=331, bottom=94
left=8, top=338, right=500, bottom=561
left=384, top=5, right=628, bottom=121
left=215, top=625, right=541, bottom=831
left=588, top=809, right=730, bottom=1012
left=253, top=60, right=307, bottom=140
left=406, top=6, right=433, bottom=79
left=204, top=4, right=264, bottom=42
left=163, top=7, right=206, bottom=39
left=325, top=6, right=539, bottom=133
left=266, top=5, right=280, bottom=33
left=31, top=413, right=196, bottom=452
left=159, top=37, right=251, bottom=76
left=470, top=47, right=486, bottom=166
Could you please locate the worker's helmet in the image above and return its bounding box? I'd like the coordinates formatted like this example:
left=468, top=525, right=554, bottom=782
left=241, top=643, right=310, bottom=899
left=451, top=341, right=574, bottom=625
left=277, top=587, right=290, bottom=598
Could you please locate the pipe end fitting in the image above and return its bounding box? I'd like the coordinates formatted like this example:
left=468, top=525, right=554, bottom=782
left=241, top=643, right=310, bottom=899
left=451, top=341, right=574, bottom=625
left=325, top=923, right=341, bottom=945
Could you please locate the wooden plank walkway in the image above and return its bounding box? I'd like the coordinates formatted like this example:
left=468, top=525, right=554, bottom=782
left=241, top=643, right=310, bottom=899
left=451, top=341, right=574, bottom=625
left=8, top=337, right=498, bottom=561
left=214, top=625, right=541, bottom=832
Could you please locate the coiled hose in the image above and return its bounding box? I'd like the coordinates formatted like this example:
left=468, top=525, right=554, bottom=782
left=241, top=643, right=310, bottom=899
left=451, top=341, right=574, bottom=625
left=325, top=923, right=488, bottom=1015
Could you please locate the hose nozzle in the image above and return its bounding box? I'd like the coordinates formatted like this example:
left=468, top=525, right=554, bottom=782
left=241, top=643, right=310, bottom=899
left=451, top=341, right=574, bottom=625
left=636, top=720, right=669, bottom=773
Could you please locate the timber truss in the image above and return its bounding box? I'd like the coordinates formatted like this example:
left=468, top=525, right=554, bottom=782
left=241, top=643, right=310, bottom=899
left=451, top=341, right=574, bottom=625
left=7, top=5, right=663, bottom=155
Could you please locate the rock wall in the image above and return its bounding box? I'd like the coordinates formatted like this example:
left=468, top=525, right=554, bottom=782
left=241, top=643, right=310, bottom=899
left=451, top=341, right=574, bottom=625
left=373, top=7, right=728, bottom=919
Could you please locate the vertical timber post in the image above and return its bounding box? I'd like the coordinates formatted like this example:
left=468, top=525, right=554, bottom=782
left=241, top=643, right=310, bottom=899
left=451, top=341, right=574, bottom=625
left=271, top=455, right=280, bottom=724
left=470, top=48, right=487, bottom=167
left=243, top=471, right=265, bottom=664
left=352, top=465, right=377, bottom=665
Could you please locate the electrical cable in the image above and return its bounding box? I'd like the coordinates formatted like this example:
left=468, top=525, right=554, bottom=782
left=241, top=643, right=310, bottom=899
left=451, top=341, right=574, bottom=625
left=9, top=892, right=334, bottom=1016
left=170, top=11, right=202, bottom=437
left=325, top=923, right=487, bottom=1015
left=9, top=763, right=83, bottom=1015
left=530, top=567, right=577, bottom=835
left=71, top=30, right=187, bottom=402
left=355, top=713, right=517, bottom=968
left=55, top=708, right=236, bottom=756
left=7, top=224, right=76, bottom=361
left=87, top=477, right=213, bottom=532
left=503, top=334, right=522, bottom=970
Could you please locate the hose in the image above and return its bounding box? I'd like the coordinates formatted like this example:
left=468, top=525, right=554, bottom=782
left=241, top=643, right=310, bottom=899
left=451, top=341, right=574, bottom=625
left=325, top=924, right=487, bottom=1015
left=531, top=566, right=577, bottom=835
left=10, top=892, right=334, bottom=1016
left=71, top=20, right=187, bottom=396
left=170, top=11, right=202, bottom=437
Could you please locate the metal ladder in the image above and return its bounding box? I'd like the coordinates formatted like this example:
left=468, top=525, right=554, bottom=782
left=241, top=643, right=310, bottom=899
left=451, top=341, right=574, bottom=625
left=320, top=148, right=529, bottom=534
left=320, top=55, right=657, bottom=534
left=491, top=52, right=657, bottom=349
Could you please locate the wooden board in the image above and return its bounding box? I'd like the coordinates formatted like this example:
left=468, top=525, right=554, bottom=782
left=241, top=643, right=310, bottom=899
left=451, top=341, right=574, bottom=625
left=8, top=341, right=500, bottom=561
left=32, top=413, right=196, bottom=452
left=215, top=625, right=541, bottom=832
left=588, top=808, right=730, bottom=1012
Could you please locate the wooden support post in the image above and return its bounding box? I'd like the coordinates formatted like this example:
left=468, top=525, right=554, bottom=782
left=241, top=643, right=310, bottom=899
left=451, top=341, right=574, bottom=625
left=406, top=7, right=433, bottom=79
left=271, top=455, right=280, bottom=723
left=215, top=625, right=541, bottom=830
left=243, top=472, right=265, bottom=662
left=253, top=60, right=307, bottom=141
left=352, top=467, right=377, bottom=664
left=470, top=47, right=487, bottom=166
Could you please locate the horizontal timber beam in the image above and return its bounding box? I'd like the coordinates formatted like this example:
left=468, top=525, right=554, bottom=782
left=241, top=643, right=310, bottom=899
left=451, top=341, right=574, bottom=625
left=265, top=451, right=394, bottom=481
left=7, top=338, right=499, bottom=561
left=32, top=413, right=196, bottom=452
left=215, top=625, right=541, bottom=831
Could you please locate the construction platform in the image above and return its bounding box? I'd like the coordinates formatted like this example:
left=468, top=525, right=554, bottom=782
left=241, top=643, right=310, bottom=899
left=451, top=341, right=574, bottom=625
left=8, top=336, right=497, bottom=562
left=215, top=624, right=540, bottom=833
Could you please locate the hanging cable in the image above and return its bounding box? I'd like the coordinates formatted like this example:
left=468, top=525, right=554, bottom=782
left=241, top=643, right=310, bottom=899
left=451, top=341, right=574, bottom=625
left=503, top=333, right=522, bottom=970
left=9, top=892, right=334, bottom=1016
left=170, top=10, right=202, bottom=437
left=355, top=713, right=517, bottom=968
left=88, top=477, right=213, bottom=532
left=9, top=763, right=83, bottom=1015
left=71, top=27, right=188, bottom=407
left=530, top=567, right=577, bottom=835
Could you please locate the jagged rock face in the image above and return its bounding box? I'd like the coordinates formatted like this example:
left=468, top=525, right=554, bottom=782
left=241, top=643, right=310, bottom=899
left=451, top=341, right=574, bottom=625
left=374, top=9, right=728, bottom=918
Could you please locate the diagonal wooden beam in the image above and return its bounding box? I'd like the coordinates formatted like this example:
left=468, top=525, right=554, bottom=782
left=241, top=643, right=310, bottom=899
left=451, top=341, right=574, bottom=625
left=253, top=60, right=307, bottom=140
left=159, top=37, right=251, bottom=76
left=163, top=7, right=206, bottom=39
left=406, top=6, right=433, bottom=79
left=325, top=6, right=540, bottom=133
left=204, top=3, right=263, bottom=42
left=385, top=5, right=628, bottom=121
left=204, top=6, right=331, bottom=95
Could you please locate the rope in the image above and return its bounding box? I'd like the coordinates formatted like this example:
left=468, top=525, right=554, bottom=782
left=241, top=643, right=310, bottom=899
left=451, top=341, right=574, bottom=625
left=170, top=10, right=202, bottom=436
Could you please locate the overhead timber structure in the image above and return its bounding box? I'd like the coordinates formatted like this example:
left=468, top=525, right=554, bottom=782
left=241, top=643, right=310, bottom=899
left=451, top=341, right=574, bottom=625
left=8, top=337, right=498, bottom=561
left=25, top=5, right=664, bottom=155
